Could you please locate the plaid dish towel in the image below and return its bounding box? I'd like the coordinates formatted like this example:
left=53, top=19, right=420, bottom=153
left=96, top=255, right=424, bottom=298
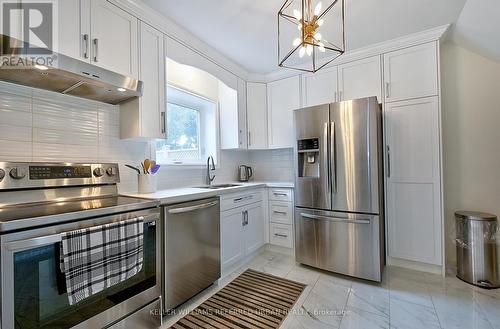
left=60, top=217, right=144, bottom=305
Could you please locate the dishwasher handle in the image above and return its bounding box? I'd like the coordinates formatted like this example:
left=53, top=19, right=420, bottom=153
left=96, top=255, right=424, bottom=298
left=168, top=200, right=219, bottom=214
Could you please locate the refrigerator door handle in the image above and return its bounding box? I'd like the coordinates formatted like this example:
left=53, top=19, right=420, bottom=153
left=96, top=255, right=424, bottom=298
left=330, top=122, right=337, bottom=194
left=300, top=213, right=371, bottom=225
left=323, top=122, right=331, bottom=194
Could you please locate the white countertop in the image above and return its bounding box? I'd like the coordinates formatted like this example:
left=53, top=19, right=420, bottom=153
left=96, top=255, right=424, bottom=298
left=122, top=181, right=294, bottom=204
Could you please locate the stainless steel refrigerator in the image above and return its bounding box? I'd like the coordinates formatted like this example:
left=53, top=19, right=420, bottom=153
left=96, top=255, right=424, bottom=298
left=294, top=96, right=385, bottom=282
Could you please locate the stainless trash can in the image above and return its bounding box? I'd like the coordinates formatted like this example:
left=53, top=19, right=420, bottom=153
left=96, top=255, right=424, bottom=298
left=456, top=211, right=499, bottom=289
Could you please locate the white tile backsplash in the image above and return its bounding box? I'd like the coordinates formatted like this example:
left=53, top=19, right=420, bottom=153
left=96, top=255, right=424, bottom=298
left=248, top=148, right=295, bottom=182
left=0, top=81, right=149, bottom=191
left=0, top=81, right=257, bottom=193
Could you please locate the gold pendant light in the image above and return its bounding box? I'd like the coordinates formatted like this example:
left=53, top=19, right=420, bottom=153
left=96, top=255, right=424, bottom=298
left=278, top=0, right=345, bottom=73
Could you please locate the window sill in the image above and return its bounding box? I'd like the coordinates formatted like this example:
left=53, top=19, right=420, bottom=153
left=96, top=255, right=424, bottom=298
left=156, top=163, right=219, bottom=170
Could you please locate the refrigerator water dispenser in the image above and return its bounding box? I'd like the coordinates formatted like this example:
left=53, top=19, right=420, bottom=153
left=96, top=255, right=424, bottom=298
left=297, top=138, right=320, bottom=177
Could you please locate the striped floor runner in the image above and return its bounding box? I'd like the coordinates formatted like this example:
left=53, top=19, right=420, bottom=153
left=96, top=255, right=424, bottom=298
left=170, top=269, right=306, bottom=329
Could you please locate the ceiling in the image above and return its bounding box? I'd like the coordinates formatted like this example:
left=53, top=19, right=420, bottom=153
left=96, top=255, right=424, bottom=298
left=143, top=0, right=469, bottom=75
left=452, top=0, right=500, bottom=64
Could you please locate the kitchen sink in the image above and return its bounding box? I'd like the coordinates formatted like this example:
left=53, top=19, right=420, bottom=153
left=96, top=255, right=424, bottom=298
left=195, top=184, right=242, bottom=189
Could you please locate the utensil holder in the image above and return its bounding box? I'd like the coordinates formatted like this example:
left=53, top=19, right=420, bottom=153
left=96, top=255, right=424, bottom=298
left=138, top=174, right=157, bottom=194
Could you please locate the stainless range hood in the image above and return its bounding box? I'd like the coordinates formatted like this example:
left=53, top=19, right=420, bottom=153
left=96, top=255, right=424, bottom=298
left=0, top=35, right=143, bottom=105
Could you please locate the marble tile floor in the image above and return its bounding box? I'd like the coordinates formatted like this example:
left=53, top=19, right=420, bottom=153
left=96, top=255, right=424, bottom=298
left=162, top=246, right=500, bottom=329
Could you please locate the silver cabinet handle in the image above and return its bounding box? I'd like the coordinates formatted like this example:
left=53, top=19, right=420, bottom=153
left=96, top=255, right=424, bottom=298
left=242, top=210, right=248, bottom=226
left=300, top=213, right=370, bottom=225
left=274, top=233, right=288, bottom=238
left=160, top=112, right=166, bottom=134
left=273, top=211, right=287, bottom=215
left=168, top=201, right=218, bottom=214
left=385, top=82, right=390, bottom=98
left=273, top=192, right=288, bottom=197
left=248, top=131, right=252, bottom=147
left=93, top=38, right=99, bottom=62
left=339, top=90, right=343, bottom=101
left=387, top=145, right=391, bottom=178
left=83, top=34, right=89, bottom=59
left=234, top=195, right=253, bottom=203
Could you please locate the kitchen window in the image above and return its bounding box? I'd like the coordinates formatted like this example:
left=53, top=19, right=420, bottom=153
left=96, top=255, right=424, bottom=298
left=156, top=86, right=217, bottom=165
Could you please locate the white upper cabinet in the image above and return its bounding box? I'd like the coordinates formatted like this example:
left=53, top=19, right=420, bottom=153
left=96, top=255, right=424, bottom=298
left=338, top=56, right=382, bottom=102
left=302, top=67, right=338, bottom=107
left=383, top=42, right=438, bottom=102
left=220, top=78, right=247, bottom=150
left=57, top=0, right=90, bottom=60
left=385, top=96, right=442, bottom=266
left=56, top=0, right=138, bottom=78
left=267, top=76, right=301, bottom=149
left=90, top=0, right=138, bottom=78
left=120, top=22, right=165, bottom=139
left=246, top=82, right=268, bottom=149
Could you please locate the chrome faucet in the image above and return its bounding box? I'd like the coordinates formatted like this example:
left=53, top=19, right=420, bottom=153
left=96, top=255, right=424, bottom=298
left=206, top=156, right=216, bottom=186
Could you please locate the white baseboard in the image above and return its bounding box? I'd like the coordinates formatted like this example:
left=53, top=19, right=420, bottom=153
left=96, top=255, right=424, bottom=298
left=388, top=256, right=444, bottom=275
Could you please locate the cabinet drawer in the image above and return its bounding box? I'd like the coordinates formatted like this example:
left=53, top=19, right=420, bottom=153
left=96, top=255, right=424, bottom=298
left=269, top=189, right=292, bottom=202
left=270, top=223, right=293, bottom=248
left=269, top=201, right=293, bottom=225
left=221, top=191, right=262, bottom=212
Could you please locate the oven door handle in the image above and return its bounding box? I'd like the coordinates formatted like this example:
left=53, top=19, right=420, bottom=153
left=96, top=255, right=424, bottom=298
left=5, top=214, right=158, bottom=251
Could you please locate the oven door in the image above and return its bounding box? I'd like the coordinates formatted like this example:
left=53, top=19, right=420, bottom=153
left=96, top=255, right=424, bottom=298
left=1, top=208, right=162, bottom=329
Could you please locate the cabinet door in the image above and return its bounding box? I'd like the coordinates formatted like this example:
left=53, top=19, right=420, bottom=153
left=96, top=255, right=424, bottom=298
left=219, top=80, right=242, bottom=149
left=244, top=204, right=265, bottom=255
left=338, top=56, right=382, bottom=102
left=221, top=210, right=245, bottom=270
left=246, top=82, right=268, bottom=149
left=302, top=66, right=338, bottom=107
left=385, top=97, right=442, bottom=265
left=90, top=0, right=138, bottom=77
left=237, top=78, right=248, bottom=149
left=267, top=76, right=301, bottom=149
left=57, top=0, right=90, bottom=60
left=138, top=22, right=165, bottom=139
left=383, top=42, right=438, bottom=102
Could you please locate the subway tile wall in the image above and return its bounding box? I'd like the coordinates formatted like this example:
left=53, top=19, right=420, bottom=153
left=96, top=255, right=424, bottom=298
left=0, top=81, right=149, bottom=192
left=0, top=81, right=252, bottom=192
left=248, top=148, right=294, bottom=182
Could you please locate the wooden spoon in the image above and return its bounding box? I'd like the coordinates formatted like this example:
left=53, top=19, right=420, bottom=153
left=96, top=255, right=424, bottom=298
left=143, top=159, right=152, bottom=174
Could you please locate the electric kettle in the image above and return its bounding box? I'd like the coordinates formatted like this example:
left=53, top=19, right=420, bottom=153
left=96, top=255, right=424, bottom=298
left=238, top=165, right=253, bottom=182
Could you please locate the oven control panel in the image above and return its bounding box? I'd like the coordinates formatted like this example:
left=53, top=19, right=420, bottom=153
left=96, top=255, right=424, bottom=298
left=0, top=162, right=120, bottom=189
left=29, top=166, right=93, bottom=180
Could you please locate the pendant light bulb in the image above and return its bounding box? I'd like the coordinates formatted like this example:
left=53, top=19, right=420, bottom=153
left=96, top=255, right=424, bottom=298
left=293, top=9, right=302, bottom=20
left=318, top=19, right=324, bottom=26
left=318, top=42, right=326, bottom=52
left=293, top=38, right=302, bottom=47
left=306, top=44, right=313, bottom=56
left=297, top=23, right=302, bottom=30
left=299, top=46, right=306, bottom=58
left=314, top=32, right=322, bottom=41
left=314, top=2, right=322, bottom=16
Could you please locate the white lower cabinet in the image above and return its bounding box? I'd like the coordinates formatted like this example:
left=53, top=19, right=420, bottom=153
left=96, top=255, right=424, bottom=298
left=220, top=191, right=265, bottom=273
left=268, top=188, right=294, bottom=249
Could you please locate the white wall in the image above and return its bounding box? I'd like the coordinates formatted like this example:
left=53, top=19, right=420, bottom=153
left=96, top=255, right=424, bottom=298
left=166, top=58, right=220, bottom=101
left=441, top=42, right=500, bottom=271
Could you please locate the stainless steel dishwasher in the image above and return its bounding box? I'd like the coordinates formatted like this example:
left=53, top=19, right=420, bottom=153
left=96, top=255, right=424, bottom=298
left=163, top=197, right=220, bottom=310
